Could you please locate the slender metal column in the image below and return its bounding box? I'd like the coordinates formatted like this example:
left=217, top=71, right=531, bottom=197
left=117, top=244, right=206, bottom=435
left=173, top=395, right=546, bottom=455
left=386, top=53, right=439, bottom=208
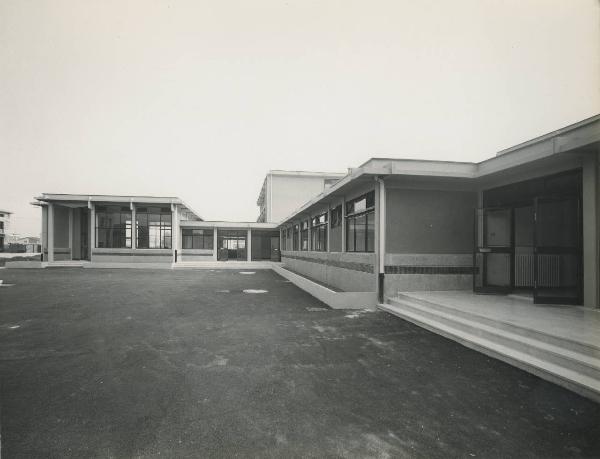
left=213, top=228, right=218, bottom=260
left=47, top=203, right=54, bottom=263
left=247, top=228, right=252, bottom=261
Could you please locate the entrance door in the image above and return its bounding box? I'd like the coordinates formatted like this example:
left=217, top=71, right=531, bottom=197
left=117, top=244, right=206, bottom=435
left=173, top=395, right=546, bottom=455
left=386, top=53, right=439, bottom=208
left=533, top=197, right=582, bottom=304
left=217, top=231, right=247, bottom=261
left=474, top=207, right=513, bottom=294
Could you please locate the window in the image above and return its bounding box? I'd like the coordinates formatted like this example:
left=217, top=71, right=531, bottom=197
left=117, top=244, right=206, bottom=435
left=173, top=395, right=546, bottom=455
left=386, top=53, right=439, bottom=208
left=0, top=222, right=4, bottom=230
left=95, top=206, right=132, bottom=248
left=345, top=191, right=375, bottom=252
left=293, top=224, right=299, bottom=251
left=136, top=207, right=172, bottom=249
left=300, top=220, right=309, bottom=251
left=311, top=213, right=327, bottom=251
left=331, top=205, right=342, bottom=228
left=182, top=229, right=213, bottom=250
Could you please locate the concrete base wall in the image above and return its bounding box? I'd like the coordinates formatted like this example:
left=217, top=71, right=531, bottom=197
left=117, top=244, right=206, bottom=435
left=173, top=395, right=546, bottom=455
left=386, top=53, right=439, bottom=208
left=44, top=248, right=70, bottom=261
left=91, top=249, right=173, bottom=263
left=383, top=253, right=474, bottom=297
left=281, top=250, right=375, bottom=292
left=273, top=265, right=377, bottom=310
left=180, top=248, right=214, bottom=262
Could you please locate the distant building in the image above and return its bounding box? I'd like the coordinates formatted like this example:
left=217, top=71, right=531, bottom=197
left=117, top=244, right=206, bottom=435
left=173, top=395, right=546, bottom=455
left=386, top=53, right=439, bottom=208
left=256, top=170, right=345, bottom=223
left=0, top=209, right=11, bottom=251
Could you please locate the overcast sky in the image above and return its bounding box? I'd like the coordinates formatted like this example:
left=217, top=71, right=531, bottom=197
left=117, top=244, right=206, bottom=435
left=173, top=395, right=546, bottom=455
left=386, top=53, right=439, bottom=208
left=1, top=0, right=599, bottom=236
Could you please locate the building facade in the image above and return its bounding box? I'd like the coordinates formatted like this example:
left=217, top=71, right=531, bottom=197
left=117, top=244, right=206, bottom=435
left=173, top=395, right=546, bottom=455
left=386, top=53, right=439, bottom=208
left=256, top=170, right=345, bottom=223
left=25, top=115, right=600, bottom=309
left=279, top=115, right=600, bottom=309
left=0, top=209, right=11, bottom=251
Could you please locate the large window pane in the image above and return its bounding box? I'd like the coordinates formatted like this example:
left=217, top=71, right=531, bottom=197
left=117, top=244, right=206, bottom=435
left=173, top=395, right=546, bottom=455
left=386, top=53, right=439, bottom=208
left=366, top=212, right=375, bottom=252
left=95, top=206, right=132, bottom=248
left=347, top=218, right=355, bottom=252
left=355, top=214, right=366, bottom=252
left=136, top=207, right=172, bottom=249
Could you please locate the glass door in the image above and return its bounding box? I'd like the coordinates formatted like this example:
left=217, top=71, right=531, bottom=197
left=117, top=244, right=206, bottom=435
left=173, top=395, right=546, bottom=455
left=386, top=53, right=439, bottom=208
left=533, top=197, right=582, bottom=304
left=474, top=207, right=513, bottom=294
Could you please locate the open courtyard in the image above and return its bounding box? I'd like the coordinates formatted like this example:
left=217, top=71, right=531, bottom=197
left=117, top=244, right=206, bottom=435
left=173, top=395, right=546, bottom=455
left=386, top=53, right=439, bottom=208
left=0, top=268, right=599, bottom=458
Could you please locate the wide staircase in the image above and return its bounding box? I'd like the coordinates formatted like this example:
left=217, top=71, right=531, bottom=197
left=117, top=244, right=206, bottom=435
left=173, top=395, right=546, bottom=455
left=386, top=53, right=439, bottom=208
left=378, top=292, right=600, bottom=403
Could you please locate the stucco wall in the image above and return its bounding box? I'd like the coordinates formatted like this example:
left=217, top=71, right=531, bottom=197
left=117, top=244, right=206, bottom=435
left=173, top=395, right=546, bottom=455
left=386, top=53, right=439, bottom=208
left=180, top=248, right=213, bottom=261
left=386, top=188, right=476, bottom=254
left=53, top=206, right=70, bottom=249
left=281, top=250, right=375, bottom=292
left=383, top=253, right=474, bottom=296
left=382, top=188, right=477, bottom=296
left=271, top=175, right=329, bottom=222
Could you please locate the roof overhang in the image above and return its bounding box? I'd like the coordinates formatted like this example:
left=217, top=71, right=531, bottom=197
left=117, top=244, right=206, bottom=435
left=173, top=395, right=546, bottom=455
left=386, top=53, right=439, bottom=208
left=279, top=114, right=600, bottom=226
left=180, top=221, right=279, bottom=230
left=32, top=193, right=203, bottom=220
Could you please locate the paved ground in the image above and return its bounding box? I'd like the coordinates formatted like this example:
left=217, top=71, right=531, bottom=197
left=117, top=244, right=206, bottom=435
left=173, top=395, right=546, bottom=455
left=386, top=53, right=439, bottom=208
left=0, top=269, right=599, bottom=458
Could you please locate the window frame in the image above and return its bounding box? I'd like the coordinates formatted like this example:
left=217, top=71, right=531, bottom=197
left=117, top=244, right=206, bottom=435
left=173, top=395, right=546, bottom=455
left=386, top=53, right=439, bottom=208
left=330, top=205, right=342, bottom=228
left=95, top=205, right=132, bottom=249
left=300, top=220, right=309, bottom=251
left=135, top=206, right=172, bottom=249
left=182, top=228, right=214, bottom=250
left=345, top=191, right=376, bottom=253
left=293, top=224, right=300, bottom=251
left=311, top=213, right=328, bottom=252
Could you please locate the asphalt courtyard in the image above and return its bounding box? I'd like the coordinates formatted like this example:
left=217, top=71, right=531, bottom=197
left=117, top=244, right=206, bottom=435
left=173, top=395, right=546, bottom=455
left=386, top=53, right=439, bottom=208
left=0, top=269, right=599, bottom=458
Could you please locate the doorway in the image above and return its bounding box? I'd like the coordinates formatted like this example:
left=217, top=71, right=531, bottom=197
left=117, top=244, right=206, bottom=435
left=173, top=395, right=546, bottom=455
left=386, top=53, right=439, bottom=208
left=217, top=230, right=247, bottom=261
left=474, top=170, right=583, bottom=305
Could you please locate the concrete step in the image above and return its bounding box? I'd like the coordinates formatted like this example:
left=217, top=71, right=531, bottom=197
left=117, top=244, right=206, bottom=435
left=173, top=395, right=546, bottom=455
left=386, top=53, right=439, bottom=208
left=391, top=294, right=600, bottom=356
left=173, top=261, right=280, bottom=270
left=47, top=261, right=87, bottom=268
left=379, top=298, right=600, bottom=403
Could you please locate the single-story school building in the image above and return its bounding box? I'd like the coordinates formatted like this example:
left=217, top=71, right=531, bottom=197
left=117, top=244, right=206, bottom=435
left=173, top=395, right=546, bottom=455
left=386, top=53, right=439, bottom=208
left=27, top=114, right=600, bottom=309
left=15, top=114, right=600, bottom=401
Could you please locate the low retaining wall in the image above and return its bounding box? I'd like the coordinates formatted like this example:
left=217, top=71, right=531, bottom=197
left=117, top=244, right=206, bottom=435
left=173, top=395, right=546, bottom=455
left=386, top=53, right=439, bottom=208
left=91, top=249, right=173, bottom=263
left=273, top=265, right=377, bottom=310
left=281, top=251, right=375, bottom=292
left=180, top=249, right=214, bottom=262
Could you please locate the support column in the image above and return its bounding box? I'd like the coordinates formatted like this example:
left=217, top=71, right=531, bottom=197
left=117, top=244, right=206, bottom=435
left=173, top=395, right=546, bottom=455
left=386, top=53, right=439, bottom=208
left=68, top=208, right=73, bottom=260
left=583, top=153, right=598, bottom=308
left=341, top=198, right=346, bottom=252
left=130, top=201, right=136, bottom=250
left=375, top=178, right=386, bottom=302
left=327, top=205, right=331, bottom=252
left=171, top=204, right=178, bottom=262
left=47, top=203, right=54, bottom=263
left=213, top=228, right=218, bottom=260
left=40, top=206, right=48, bottom=261
left=247, top=228, right=252, bottom=261
left=307, top=217, right=312, bottom=251
left=89, top=203, right=95, bottom=261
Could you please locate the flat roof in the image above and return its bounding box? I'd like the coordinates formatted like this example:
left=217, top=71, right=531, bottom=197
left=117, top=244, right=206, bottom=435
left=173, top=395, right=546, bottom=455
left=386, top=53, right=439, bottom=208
left=0, top=209, right=12, bottom=214
left=267, top=170, right=345, bottom=178
left=179, top=221, right=279, bottom=230
left=280, top=114, right=600, bottom=224
left=34, top=193, right=203, bottom=221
